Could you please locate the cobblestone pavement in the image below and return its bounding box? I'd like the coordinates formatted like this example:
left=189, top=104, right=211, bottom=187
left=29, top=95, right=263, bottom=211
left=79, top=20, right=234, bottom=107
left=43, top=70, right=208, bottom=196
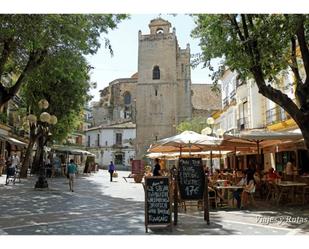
left=0, top=170, right=309, bottom=235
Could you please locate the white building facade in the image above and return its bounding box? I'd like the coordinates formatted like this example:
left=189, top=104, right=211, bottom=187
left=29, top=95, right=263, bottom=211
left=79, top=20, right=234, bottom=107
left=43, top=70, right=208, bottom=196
left=215, top=68, right=306, bottom=172
left=216, top=69, right=267, bottom=133
left=85, top=122, right=136, bottom=169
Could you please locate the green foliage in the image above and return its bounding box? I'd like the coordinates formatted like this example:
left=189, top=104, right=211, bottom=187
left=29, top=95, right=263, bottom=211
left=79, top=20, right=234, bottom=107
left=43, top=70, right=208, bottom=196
left=0, top=111, right=7, bottom=123
left=0, top=14, right=129, bottom=106
left=191, top=14, right=308, bottom=85
left=176, top=117, right=208, bottom=134
left=20, top=49, right=92, bottom=143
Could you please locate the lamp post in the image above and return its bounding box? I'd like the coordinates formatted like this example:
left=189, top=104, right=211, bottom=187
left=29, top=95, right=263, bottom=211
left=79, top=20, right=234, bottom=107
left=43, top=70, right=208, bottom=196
left=27, top=99, right=57, bottom=189
left=201, top=117, right=224, bottom=174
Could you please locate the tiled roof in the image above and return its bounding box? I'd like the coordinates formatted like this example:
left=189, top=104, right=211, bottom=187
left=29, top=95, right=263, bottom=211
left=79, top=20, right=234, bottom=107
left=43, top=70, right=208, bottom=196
left=86, top=122, right=136, bottom=131
left=191, top=84, right=222, bottom=110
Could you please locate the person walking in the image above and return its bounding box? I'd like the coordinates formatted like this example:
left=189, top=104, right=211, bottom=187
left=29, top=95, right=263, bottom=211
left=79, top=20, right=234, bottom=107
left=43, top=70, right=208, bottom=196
left=67, top=159, right=78, bottom=192
left=152, top=158, right=161, bottom=176
left=108, top=161, right=115, bottom=182
left=11, top=152, right=20, bottom=169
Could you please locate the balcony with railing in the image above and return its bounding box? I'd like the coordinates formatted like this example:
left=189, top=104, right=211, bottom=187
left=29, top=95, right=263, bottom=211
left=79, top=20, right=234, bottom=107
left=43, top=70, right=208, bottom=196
left=237, top=117, right=249, bottom=130
left=229, top=89, right=236, bottom=100
left=223, top=97, right=229, bottom=108
left=266, top=106, right=291, bottom=126
left=236, top=78, right=246, bottom=88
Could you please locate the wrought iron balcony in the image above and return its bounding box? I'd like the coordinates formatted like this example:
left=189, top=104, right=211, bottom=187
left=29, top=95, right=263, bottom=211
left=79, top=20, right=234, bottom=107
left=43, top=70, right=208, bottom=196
left=266, top=106, right=291, bottom=125
left=223, top=97, right=229, bottom=107
left=230, top=89, right=236, bottom=100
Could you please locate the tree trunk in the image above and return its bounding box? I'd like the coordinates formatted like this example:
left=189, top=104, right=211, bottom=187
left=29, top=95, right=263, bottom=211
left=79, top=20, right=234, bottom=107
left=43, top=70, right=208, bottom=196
left=20, top=138, right=35, bottom=178
left=31, top=134, right=44, bottom=174
left=295, top=117, right=309, bottom=151
left=302, top=129, right=309, bottom=152
left=0, top=49, right=47, bottom=109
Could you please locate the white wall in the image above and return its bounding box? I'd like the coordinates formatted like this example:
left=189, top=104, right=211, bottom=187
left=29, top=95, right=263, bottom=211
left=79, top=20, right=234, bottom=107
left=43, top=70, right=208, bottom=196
left=86, top=127, right=136, bottom=167
left=220, top=70, right=237, bottom=108
left=249, top=81, right=265, bottom=129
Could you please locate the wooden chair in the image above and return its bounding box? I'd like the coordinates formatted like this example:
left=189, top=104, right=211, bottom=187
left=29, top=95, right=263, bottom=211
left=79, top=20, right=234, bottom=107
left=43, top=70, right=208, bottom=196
left=208, top=187, right=217, bottom=209
left=248, top=192, right=256, bottom=207
left=266, top=181, right=279, bottom=202
left=275, top=185, right=291, bottom=205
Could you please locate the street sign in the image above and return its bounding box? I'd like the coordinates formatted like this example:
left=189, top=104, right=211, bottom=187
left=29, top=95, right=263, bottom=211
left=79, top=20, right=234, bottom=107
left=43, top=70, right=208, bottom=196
left=144, top=176, right=172, bottom=232
left=178, top=158, right=205, bottom=200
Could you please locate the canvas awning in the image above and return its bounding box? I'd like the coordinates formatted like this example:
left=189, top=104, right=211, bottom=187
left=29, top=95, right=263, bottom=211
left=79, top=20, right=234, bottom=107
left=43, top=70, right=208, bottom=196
left=0, top=134, right=27, bottom=147
left=52, top=145, right=95, bottom=156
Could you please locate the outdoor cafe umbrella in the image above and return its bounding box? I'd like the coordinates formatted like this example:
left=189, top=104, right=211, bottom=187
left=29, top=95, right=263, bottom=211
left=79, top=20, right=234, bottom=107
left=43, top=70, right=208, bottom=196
left=147, top=130, right=259, bottom=163
left=147, top=130, right=222, bottom=154
left=223, top=129, right=303, bottom=169
left=146, top=151, right=231, bottom=159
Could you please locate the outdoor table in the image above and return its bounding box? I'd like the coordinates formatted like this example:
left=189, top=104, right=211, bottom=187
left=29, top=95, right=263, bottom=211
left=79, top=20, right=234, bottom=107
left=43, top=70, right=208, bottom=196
left=215, top=185, right=244, bottom=207
left=276, top=181, right=307, bottom=205
left=299, top=176, right=309, bottom=184
left=215, top=180, right=229, bottom=186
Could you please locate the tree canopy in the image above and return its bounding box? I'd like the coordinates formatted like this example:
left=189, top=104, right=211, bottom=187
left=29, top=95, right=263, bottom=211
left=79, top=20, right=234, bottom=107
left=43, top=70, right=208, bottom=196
left=0, top=14, right=128, bottom=107
left=192, top=14, right=309, bottom=149
left=21, top=48, right=92, bottom=142
left=176, top=117, right=208, bottom=134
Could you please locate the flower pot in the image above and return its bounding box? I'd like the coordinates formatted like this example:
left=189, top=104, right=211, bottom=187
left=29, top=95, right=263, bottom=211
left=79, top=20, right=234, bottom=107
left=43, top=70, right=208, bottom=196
left=134, top=174, right=143, bottom=183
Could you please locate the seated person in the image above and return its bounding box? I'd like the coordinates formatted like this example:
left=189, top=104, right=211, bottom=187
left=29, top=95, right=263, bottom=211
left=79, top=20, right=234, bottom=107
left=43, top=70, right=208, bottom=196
left=211, top=169, right=220, bottom=181
left=208, top=178, right=224, bottom=203
left=144, top=171, right=152, bottom=177
left=285, top=161, right=293, bottom=175
left=266, top=168, right=281, bottom=182
left=233, top=170, right=247, bottom=209
left=254, top=172, right=261, bottom=183
left=241, top=172, right=256, bottom=209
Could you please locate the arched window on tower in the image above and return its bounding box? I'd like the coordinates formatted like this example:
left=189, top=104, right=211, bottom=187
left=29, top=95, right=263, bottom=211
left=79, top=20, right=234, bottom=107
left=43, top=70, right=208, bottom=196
left=153, top=66, right=160, bottom=80
left=124, top=92, right=131, bottom=105
left=156, top=28, right=164, bottom=34
left=124, top=92, right=132, bottom=119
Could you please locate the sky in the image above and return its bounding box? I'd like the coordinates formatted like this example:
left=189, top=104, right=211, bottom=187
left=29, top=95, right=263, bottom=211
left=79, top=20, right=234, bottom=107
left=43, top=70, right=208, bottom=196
left=86, top=14, right=209, bottom=102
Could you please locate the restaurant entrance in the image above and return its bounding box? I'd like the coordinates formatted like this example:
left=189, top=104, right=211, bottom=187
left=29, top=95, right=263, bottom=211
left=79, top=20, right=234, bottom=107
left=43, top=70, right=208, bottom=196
left=298, top=149, right=309, bottom=174
left=275, top=151, right=296, bottom=173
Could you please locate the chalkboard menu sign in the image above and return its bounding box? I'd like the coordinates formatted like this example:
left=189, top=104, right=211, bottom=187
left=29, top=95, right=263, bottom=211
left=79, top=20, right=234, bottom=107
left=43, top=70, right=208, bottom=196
left=132, top=160, right=144, bottom=175
left=178, top=158, right=205, bottom=200
left=144, top=177, right=172, bottom=232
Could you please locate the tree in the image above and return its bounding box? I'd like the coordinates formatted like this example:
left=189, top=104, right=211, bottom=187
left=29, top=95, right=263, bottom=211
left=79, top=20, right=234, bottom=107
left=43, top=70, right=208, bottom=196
left=19, top=49, right=92, bottom=177
left=176, top=117, right=208, bottom=134
left=0, top=14, right=128, bottom=108
left=192, top=14, right=309, bottom=150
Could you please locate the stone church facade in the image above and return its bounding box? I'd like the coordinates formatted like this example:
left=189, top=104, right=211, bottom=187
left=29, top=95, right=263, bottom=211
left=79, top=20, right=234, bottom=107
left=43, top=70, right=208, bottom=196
left=90, top=18, right=221, bottom=161
left=135, top=18, right=192, bottom=158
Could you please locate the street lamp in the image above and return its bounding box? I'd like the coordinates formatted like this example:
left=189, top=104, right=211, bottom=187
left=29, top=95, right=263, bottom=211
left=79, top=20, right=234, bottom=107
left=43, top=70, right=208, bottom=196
left=202, top=117, right=224, bottom=174
left=27, top=99, right=57, bottom=189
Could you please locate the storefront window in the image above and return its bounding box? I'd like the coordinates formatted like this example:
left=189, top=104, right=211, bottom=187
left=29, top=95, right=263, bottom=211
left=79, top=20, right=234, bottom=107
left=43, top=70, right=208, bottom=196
left=115, top=154, right=123, bottom=165
left=275, top=151, right=296, bottom=172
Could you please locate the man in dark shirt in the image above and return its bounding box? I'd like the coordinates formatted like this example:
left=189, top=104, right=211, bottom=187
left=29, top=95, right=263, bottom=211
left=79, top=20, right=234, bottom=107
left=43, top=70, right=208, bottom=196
left=153, top=158, right=161, bottom=176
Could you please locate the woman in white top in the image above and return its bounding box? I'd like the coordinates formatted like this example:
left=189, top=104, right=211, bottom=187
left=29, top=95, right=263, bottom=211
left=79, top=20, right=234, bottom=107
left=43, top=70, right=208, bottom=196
left=241, top=172, right=255, bottom=209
